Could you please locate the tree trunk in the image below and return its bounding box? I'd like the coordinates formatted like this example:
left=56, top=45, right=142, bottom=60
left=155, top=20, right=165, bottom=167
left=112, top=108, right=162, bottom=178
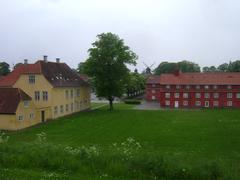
left=109, top=97, right=114, bottom=111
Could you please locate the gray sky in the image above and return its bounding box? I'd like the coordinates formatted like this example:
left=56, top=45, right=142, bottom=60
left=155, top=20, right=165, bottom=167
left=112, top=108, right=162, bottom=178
left=0, top=0, right=240, bottom=71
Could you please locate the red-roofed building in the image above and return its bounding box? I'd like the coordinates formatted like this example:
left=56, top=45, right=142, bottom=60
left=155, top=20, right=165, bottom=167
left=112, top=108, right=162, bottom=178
left=0, top=57, right=91, bottom=130
left=146, top=71, right=240, bottom=108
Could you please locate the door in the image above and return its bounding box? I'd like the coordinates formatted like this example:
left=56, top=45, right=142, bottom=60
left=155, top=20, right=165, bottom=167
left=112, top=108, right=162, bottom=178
left=174, top=101, right=179, bottom=108
left=41, top=111, right=45, bottom=122
left=205, top=101, right=209, bottom=108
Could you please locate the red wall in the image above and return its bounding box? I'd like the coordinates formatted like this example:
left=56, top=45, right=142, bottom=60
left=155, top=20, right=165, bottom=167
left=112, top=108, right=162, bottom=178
left=146, top=84, right=240, bottom=108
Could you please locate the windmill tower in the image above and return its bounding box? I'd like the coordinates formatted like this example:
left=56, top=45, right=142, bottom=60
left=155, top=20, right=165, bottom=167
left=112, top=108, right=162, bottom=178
left=143, top=62, right=155, bottom=75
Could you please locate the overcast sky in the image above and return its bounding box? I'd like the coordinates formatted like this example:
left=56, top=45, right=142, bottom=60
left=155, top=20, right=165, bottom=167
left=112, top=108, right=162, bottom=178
left=0, top=0, right=240, bottom=71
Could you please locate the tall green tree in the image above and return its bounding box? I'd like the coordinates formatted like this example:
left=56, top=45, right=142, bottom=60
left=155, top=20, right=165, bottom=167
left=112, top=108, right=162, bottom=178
left=154, top=61, right=200, bottom=75
left=202, top=66, right=217, bottom=72
left=84, top=33, right=137, bottom=110
left=0, top=62, right=10, bottom=76
left=228, top=60, right=240, bottom=72
left=217, top=63, right=229, bottom=72
left=77, top=62, right=88, bottom=74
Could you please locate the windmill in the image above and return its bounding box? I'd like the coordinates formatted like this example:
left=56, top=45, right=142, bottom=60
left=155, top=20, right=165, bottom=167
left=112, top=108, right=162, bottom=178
left=143, top=62, right=155, bottom=75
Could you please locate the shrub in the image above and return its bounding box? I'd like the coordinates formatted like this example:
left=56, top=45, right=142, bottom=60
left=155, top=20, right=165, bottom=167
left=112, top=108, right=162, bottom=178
left=124, top=99, right=141, bottom=104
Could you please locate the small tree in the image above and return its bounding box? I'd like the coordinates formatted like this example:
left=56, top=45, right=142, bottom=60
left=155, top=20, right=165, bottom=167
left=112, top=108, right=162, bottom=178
left=0, top=62, right=10, bottom=76
left=84, top=33, right=137, bottom=110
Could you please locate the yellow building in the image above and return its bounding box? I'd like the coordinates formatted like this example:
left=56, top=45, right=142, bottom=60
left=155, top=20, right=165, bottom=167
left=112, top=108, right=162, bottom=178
left=0, top=57, right=90, bottom=130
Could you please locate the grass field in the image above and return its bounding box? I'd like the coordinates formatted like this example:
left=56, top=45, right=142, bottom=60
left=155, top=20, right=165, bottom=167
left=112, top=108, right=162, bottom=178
left=1, top=104, right=240, bottom=179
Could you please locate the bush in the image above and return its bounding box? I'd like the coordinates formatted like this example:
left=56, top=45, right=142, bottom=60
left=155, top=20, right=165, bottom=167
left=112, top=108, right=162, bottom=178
left=124, top=99, right=141, bottom=104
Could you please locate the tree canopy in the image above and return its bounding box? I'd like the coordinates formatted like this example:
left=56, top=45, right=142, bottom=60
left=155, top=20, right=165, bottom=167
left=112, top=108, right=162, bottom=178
left=83, top=32, right=137, bottom=110
left=154, top=60, right=200, bottom=75
left=0, top=62, right=10, bottom=76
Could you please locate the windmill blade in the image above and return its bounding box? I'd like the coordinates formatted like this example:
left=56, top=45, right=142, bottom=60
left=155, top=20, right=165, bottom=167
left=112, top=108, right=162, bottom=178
left=142, top=62, right=149, bottom=67
left=149, top=62, right=155, bottom=68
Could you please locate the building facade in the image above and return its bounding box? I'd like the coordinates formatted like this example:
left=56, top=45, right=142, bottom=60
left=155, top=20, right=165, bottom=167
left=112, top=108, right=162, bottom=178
left=0, top=57, right=90, bottom=130
left=146, top=72, right=240, bottom=108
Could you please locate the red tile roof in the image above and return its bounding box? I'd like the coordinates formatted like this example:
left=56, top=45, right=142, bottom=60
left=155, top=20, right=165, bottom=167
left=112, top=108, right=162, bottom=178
left=159, top=72, right=240, bottom=85
left=0, top=60, right=89, bottom=87
left=146, top=75, right=161, bottom=84
left=0, top=88, right=31, bottom=114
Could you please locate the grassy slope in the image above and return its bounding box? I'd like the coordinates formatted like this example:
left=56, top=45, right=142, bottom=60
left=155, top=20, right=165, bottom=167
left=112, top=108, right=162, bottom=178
left=4, top=104, right=240, bottom=179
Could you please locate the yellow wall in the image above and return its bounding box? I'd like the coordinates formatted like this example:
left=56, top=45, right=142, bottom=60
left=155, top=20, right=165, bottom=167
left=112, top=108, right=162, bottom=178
left=0, top=100, right=39, bottom=130
left=14, top=74, right=91, bottom=121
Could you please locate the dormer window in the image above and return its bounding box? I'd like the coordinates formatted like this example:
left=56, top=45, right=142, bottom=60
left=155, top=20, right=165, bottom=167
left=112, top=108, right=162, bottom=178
left=186, top=85, right=190, bottom=89
left=166, top=85, right=170, bottom=89
left=196, top=85, right=200, bottom=89
left=29, top=75, right=35, bottom=84
left=227, top=85, right=232, bottom=89
left=213, top=85, right=218, bottom=89
left=204, top=85, right=209, bottom=89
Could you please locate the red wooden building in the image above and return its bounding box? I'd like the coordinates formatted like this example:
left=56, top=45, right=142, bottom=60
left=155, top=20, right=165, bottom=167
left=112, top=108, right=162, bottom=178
left=146, top=71, right=240, bottom=108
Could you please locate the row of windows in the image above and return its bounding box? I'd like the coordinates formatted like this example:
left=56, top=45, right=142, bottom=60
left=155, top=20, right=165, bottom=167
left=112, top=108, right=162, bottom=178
left=54, top=100, right=88, bottom=115
left=165, top=100, right=233, bottom=107
left=35, top=91, right=48, bottom=101
left=161, top=85, right=233, bottom=90
left=165, top=92, right=240, bottom=99
left=65, top=89, right=80, bottom=99
left=18, top=113, right=34, bottom=121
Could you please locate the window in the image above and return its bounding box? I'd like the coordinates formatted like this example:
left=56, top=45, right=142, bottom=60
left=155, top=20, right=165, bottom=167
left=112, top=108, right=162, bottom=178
left=29, top=75, right=35, bottom=84
left=42, top=91, right=48, bottom=101
left=18, top=115, right=23, bottom=121
left=213, top=93, right=219, bottom=99
left=24, top=101, right=29, bottom=107
left=227, top=101, right=232, bottom=107
left=66, top=104, right=69, bottom=112
left=195, top=101, right=201, bottom=106
left=204, top=85, right=209, bottom=89
left=70, top=89, right=73, bottom=98
left=152, top=84, right=156, bottom=87
left=176, top=85, right=180, bottom=89
left=186, top=85, right=190, bottom=89
left=65, top=90, right=69, bottom=99
left=77, top=89, right=80, bottom=97
left=71, top=103, right=74, bottom=112
left=29, top=113, right=34, bottom=119
left=227, top=93, right=232, bottom=99
left=183, top=100, right=188, bottom=106
left=152, top=96, right=156, bottom=100
left=204, top=93, right=210, bottom=99
left=60, top=105, right=64, bottom=113
left=195, top=93, right=201, bottom=98
left=152, top=89, right=156, bottom=93
left=236, top=93, right=240, bottom=99
left=183, top=93, right=188, bottom=98
left=227, top=85, right=232, bottom=89
left=196, top=85, right=200, bottom=89
left=35, top=91, right=40, bottom=101
left=165, top=93, right=170, bottom=98
left=213, top=85, right=218, bottom=89
left=166, top=85, right=170, bottom=89
left=213, top=101, right=219, bottom=107
left=54, top=106, right=58, bottom=115
left=165, top=100, right=170, bottom=106
left=174, top=93, right=180, bottom=98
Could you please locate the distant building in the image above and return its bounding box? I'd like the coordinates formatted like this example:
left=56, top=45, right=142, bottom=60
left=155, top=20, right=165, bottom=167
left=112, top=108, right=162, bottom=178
left=0, top=57, right=90, bottom=130
left=146, top=71, right=240, bottom=108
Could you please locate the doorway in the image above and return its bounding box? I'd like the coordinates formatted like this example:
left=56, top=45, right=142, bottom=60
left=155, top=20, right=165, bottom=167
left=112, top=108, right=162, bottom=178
left=174, top=101, right=179, bottom=108
left=205, top=101, right=209, bottom=108
left=41, top=111, right=45, bottom=122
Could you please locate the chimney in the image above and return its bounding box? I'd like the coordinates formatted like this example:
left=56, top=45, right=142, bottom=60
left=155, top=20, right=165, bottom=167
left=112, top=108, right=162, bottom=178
left=24, top=59, right=28, bottom=65
left=43, top=55, right=48, bottom=62
left=56, top=58, right=60, bottom=63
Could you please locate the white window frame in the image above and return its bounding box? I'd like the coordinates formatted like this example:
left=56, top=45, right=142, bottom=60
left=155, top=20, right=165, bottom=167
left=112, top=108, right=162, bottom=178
left=60, top=105, right=64, bottom=113
left=186, top=85, right=190, bottom=89
left=227, top=93, right=232, bottom=99
left=183, top=93, right=188, bottom=98
left=65, top=90, right=69, bottom=99
left=204, top=93, right=210, bottom=99
left=227, top=85, right=232, bottom=89
left=54, top=106, right=58, bottom=115
left=24, top=101, right=29, bottom=107
left=213, top=101, right=219, bottom=107
left=213, top=93, right=219, bottom=99
left=183, top=100, right=188, bottom=106
left=42, top=91, right=48, bottom=101
left=204, top=85, right=209, bottom=89
left=18, top=115, right=24, bottom=121
left=196, top=85, right=200, bottom=89
left=236, top=93, right=240, bottom=99
left=66, top=104, right=69, bottom=112
left=29, top=75, right=35, bottom=84
left=166, top=85, right=170, bottom=89
left=174, top=93, right=180, bottom=98
left=35, top=91, right=40, bottom=101
left=176, top=85, right=180, bottom=89
left=165, top=93, right=170, bottom=98
left=195, top=93, right=201, bottom=98
left=29, top=113, right=34, bottom=119
left=213, top=85, right=218, bottom=89
left=165, top=100, right=170, bottom=106
left=152, top=95, right=156, bottom=100
left=195, top=101, right=201, bottom=106
left=227, top=101, right=232, bottom=107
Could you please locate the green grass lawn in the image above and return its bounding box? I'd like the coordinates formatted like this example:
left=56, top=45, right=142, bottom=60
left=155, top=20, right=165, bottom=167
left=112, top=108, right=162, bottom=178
left=2, top=104, right=240, bottom=179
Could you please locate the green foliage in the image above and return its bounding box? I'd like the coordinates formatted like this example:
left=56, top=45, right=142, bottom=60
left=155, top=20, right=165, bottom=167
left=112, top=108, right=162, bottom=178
left=0, top=62, right=10, bottom=76
left=0, top=131, right=9, bottom=143
left=124, top=99, right=142, bottom=104
left=84, top=32, right=137, bottom=110
left=228, top=60, right=240, bottom=72
left=154, top=60, right=200, bottom=75
left=217, top=63, right=229, bottom=72
left=77, top=62, right=88, bottom=74
left=202, top=66, right=217, bottom=72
